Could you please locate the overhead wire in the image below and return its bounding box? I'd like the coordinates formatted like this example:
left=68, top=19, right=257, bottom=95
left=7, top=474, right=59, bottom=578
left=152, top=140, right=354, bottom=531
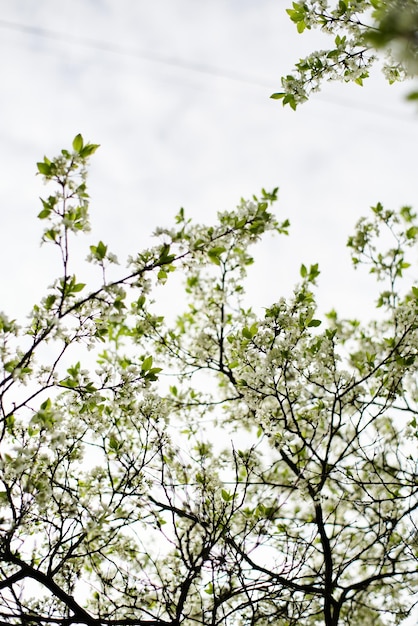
left=0, top=17, right=416, bottom=124
left=0, top=18, right=269, bottom=87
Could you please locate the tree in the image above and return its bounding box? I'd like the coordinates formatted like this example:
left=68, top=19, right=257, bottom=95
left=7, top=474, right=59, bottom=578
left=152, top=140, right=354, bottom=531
left=272, top=0, right=418, bottom=109
left=0, top=130, right=416, bottom=626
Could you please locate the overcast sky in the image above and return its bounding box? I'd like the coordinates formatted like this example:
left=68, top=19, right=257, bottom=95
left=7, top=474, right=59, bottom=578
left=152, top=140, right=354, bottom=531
left=1, top=0, right=417, bottom=321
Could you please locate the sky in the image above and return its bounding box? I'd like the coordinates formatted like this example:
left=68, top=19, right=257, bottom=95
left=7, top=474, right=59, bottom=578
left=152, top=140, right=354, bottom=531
left=0, top=1, right=417, bottom=623
left=1, top=0, right=417, bottom=323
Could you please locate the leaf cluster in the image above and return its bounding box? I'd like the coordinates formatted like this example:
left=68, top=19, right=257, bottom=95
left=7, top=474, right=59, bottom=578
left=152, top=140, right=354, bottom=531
left=273, top=0, right=418, bottom=107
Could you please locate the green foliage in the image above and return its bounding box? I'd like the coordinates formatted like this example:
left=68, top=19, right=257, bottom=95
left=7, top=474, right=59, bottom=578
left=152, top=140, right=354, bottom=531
left=275, top=0, right=418, bottom=107
left=300, top=262, right=320, bottom=283
left=286, top=1, right=312, bottom=33
left=0, top=139, right=417, bottom=626
left=365, top=0, right=418, bottom=73
left=347, top=202, right=418, bottom=308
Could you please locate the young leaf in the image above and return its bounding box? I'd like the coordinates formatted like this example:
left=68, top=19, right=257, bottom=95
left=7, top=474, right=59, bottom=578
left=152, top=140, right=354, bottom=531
left=37, top=162, right=51, bottom=176
left=308, top=319, right=321, bottom=327
left=72, top=133, right=84, bottom=153
left=141, top=355, right=153, bottom=372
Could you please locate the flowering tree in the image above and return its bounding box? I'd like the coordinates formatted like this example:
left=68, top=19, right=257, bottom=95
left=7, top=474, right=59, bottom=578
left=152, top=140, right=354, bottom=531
left=0, top=135, right=417, bottom=626
left=272, top=0, right=418, bottom=108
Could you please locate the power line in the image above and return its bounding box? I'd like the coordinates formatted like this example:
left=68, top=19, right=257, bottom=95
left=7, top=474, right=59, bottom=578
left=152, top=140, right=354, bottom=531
left=0, top=18, right=269, bottom=88
left=0, top=17, right=416, bottom=124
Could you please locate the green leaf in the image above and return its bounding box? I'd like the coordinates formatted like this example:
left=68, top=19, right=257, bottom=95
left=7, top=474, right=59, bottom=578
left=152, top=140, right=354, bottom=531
left=204, top=582, right=214, bottom=595
left=109, top=433, right=120, bottom=451
left=141, top=355, right=153, bottom=372
left=158, top=243, right=175, bottom=265
left=5, top=414, right=15, bottom=434
left=207, top=246, right=226, bottom=265
left=400, top=206, right=416, bottom=222
left=242, top=323, right=257, bottom=340
left=284, top=94, right=297, bottom=110
left=79, top=143, right=100, bottom=157
left=90, top=240, right=108, bottom=260
left=221, top=489, right=233, bottom=502
left=143, top=367, right=162, bottom=382
left=40, top=398, right=52, bottom=411
left=37, top=208, right=51, bottom=219
left=44, top=294, right=57, bottom=310
left=297, top=20, right=306, bottom=33
left=308, top=263, right=320, bottom=282
left=327, top=49, right=340, bottom=59
left=308, top=319, right=322, bottom=327
left=406, top=90, right=418, bottom=101
left=59, top=378, right=78, bottom=389
left=338, top=0, right=347, bottom=14
left=37, top=162, right=51, bottom=176
left=136, top=295, right=146, bottom=308
left=72, top=133, right=84, bottom=153
left=72, top=283, right=86, bottom=293
left=44, top=228, right=59, bottom=242
left=186, top=275, right=199, bottom=290
left=406, top=226, right=418, bottom=239
left=96, top=240, right=107, bottom=259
